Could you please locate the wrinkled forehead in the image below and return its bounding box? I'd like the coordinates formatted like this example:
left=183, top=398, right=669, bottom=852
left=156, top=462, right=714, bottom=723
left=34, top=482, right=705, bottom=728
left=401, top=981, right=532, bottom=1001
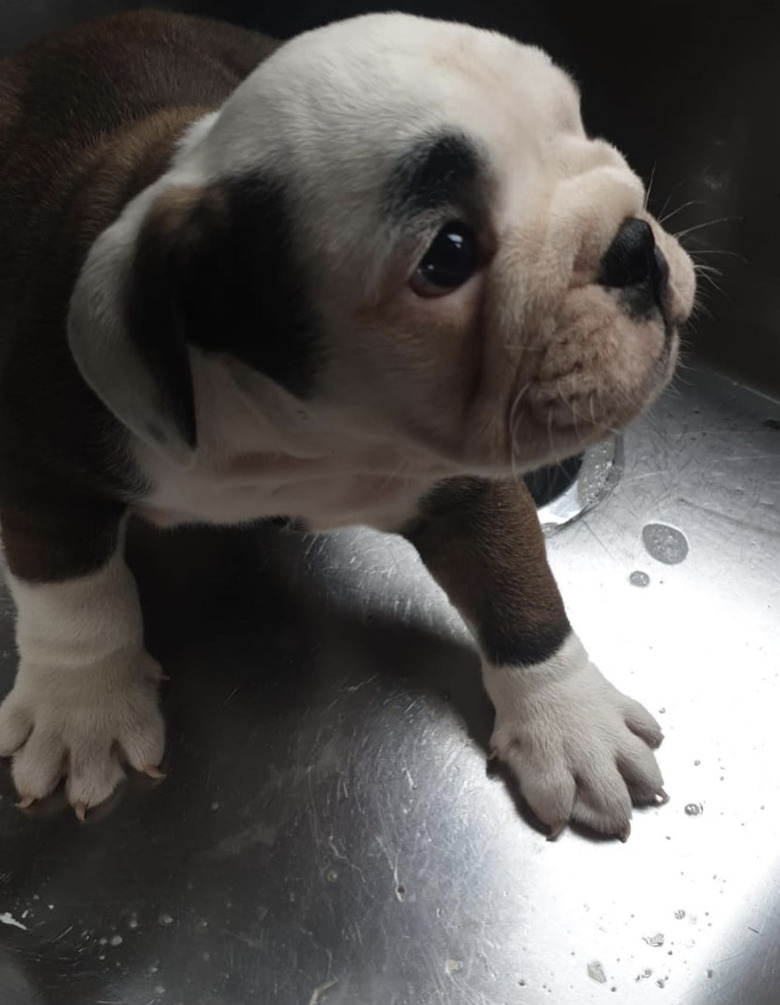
left=203, top=13, right=583, bottom=187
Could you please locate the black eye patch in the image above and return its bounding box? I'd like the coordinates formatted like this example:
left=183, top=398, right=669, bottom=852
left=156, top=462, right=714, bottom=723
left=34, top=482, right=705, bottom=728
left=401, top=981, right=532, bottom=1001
left=385, top=131, right=482, bottom=218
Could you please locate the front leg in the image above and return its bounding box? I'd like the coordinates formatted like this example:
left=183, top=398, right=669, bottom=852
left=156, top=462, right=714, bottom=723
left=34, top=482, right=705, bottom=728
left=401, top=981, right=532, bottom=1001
left=0, top=500, right=164, bottom=817
left=405, top=477, right=666, bottom=839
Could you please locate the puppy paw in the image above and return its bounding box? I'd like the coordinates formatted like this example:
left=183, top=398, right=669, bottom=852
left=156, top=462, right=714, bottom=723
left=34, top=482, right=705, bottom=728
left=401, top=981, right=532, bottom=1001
left=483, top=634, right=665, bottom=839
left=0, top=649, right=165, bottom=816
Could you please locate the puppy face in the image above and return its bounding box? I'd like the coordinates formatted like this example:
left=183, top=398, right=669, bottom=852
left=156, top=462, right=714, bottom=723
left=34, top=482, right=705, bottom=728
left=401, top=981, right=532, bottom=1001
left=70, top=14, right=695, bottom=476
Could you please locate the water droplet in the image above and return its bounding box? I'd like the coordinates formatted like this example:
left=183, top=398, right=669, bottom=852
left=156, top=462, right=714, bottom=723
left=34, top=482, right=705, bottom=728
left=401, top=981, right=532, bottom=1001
left=642, top=523, right=689, bottom=565
left=588, top=961, right=607, bottom=983
left=629, top=570, right=650, bottom=587
left=644, top=932, right=665, bottom=947
left=158, top=914, right=173, bottom=926
left=685, top=803, right=704, bottom=817
left=326, top=869, right=339, bottom=884
left=109, top=935, right=123, bottom=947
left=674, top=910, right=686, bottom=920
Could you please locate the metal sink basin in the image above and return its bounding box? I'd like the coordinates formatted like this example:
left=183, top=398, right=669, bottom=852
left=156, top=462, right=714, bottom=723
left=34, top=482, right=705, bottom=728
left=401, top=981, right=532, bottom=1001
left=1, top=4, right=779, bottom=1005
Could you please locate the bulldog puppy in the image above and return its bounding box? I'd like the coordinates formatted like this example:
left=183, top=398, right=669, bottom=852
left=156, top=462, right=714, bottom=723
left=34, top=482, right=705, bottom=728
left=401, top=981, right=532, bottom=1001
left=0, top=10, right=695, bottom=836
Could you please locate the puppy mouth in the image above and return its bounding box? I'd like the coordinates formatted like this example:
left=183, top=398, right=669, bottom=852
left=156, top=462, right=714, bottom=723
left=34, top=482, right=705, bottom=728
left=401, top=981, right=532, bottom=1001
left=510, top=314, right=680, bottom=466
left=512, top=220, right=685, bottom=457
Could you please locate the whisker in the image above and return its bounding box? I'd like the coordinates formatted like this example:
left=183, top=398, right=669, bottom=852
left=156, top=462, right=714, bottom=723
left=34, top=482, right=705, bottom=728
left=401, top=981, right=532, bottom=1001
left=508, top=383, right=531, bottom=482
left=688, top=248, right=748, bottom=264
left=674, top=216, right=741, bottom=241
left=690, top=299, right=714, bottom=321
left=644, top=161, right=658, bottom=212
left=656, top=178, right=687, bottom=223
left=558, top=382, right=580, bottom=441
left=547, top=407, right=555, bottom=461
left=692, top=262, right=723, bottom=277
left=697, top=273, right=727, bottom=297
left=659, top=199, right=707, bottom=226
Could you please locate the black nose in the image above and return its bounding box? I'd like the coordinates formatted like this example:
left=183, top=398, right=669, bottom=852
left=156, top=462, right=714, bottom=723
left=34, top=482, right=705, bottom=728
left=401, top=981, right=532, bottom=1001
left=599, top=218, right=667, bottom=305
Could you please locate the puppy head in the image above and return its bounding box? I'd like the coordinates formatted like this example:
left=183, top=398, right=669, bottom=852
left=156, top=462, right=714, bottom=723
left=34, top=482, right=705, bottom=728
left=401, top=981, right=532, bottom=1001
left=69, top=13, right=695, bottom=474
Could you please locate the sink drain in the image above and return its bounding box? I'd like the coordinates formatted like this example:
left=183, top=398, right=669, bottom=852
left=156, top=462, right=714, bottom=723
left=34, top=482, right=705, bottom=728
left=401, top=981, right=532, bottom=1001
left=524, top=453, right=584, bottom=508
left=528, top=437, right=624, bottom=535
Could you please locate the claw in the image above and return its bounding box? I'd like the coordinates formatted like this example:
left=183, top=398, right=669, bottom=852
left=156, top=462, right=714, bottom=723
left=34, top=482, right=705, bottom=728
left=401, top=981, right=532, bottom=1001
left=547, top=820, right=566, bottom=841
left=74, top=802, right=87, bottom=823
left=143, top=764, right=166, bottom=780
left=619, top=822, right=632, bottom=843
left=657, top=788, right=670, bottom=805
left=16, top=794, right=35, bottom=810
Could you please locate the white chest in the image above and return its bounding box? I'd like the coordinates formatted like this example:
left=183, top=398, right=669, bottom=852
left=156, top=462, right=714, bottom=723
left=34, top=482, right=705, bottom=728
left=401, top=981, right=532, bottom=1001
left=136, top=449, right=437, bottom=532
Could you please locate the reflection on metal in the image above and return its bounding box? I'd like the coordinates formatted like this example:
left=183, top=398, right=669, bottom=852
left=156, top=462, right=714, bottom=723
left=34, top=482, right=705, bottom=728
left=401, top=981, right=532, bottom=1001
left=0, top=363, right=779, bottom=1005
left=539, top=437, right=624, bottom=534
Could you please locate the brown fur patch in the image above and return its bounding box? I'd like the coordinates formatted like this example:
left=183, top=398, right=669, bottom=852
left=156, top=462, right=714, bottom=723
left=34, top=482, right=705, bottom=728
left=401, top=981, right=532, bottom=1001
left=406, top=477, right=570, bottom=666
left=0, top=11, right=279, bottom=581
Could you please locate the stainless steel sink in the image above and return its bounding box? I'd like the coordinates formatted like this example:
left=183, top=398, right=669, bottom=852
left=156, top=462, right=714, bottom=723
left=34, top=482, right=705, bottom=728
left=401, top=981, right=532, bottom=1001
left=1, top=4, right=779, bottom=1005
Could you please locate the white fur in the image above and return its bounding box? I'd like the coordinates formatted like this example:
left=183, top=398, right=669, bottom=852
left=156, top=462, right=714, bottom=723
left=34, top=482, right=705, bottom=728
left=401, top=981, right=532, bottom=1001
left=483, top=634, right=665, bottom=837
left=136, top=351, right=455, bottom=532
left=0, top=548, right=164, bottom=807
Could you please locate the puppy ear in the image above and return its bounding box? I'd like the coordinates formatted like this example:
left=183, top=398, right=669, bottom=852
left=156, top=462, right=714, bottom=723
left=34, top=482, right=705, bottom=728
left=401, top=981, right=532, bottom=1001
left=69, top=176, right=317, bottom=466
left=68, top=187, right=202, bottom=467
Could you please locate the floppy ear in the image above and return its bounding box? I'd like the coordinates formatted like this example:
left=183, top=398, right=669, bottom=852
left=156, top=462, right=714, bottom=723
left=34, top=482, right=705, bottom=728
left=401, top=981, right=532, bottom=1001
left=68, top=187, right=202, bottom=467
left=68, top=176, right=317, bottom=466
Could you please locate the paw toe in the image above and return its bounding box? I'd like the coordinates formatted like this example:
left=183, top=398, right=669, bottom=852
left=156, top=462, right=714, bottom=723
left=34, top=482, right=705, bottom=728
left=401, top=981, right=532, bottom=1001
left=496, top=736, right=577, bottom=827
left=571, top=760, right=633, bottom=837
left=0, top=700, right=32, bottom=756
left=119, top=710, right=165, bottom=775
left=623, top=698, right=664, bottom=749
left=12, top=728, right=65, bottom=800
left=618, top=735, right=665, bottom=804
left=66, top=741, right=126, bottom=810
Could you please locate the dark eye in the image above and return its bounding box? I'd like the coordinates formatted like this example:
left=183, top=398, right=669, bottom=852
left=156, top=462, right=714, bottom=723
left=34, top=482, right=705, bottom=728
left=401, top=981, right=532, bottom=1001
left=410, top=223, right=479, bottom=297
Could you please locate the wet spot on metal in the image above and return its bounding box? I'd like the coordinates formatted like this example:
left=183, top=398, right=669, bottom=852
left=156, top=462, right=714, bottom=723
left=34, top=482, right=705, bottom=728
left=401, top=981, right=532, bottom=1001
left=642, top=523, right=689, bottom=564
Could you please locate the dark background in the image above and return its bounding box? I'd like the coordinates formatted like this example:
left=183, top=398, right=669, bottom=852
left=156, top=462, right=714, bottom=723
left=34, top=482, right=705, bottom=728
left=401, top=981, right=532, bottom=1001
left=2, top=0, right=778, bottom=392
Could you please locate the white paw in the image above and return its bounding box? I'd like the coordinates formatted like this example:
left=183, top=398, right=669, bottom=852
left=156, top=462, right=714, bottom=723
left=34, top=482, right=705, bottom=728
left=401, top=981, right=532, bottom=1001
left=0, top=648, right=165, bottom=816
left=483, top=634, right=665, bottom=839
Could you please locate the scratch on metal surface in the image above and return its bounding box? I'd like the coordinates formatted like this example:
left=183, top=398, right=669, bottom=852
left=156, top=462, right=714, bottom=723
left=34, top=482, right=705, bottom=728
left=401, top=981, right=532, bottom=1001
left=344, top=674, right=378, bottom=694
left=224, top=928, right=263, bottom=949
left=308, top=977, right=338, bottom=1004
left=582, top=518, right=617, bottom=562
left=222, top=684, right=240, bottom=706
left=47, top=924, right=74, bottom=944
left=337, top=773, right=350, bottom=800
left=327, top=836, right=346, bottom=861
left=375, top=835, right=401, bottom=893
